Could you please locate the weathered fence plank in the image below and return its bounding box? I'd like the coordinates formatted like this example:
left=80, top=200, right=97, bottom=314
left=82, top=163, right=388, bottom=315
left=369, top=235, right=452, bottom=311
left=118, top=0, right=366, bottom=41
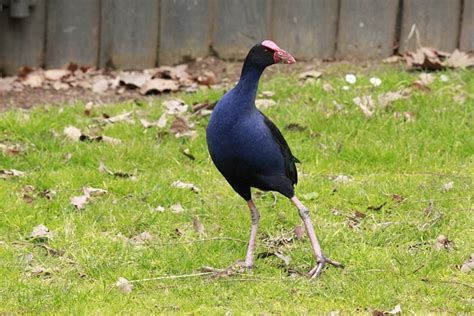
left=46, top=0, right=100, bottom=68
left=460, top=0, right=474, bottom=52
left=0, top=1, right=46, bottom=75
left=399, top=0, right=461, bottom=53
left=272, top=0, right=338, bottom=60
left=213, top=0, right=271, bottom=59
left=337, top=0, right=399, bottom=59
left=100, top=0, right=159, bottom=69
left=159, top=0, right=211, bottom=65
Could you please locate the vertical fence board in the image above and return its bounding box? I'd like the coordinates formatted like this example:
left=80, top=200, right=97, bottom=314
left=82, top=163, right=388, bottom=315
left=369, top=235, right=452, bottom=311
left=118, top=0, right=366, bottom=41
left=0, top=1, right=45, bottom=75
left=46, top=0, right=100, bottom=68
left=100, top=0, right=159, bottom=69
left=273, top=0, right=338, bottom=60
left=159, top=0, right=211, bottom=65
left=400, top=0, right=461, bottom=53
left=460, top=0, right=474, bottom=52
left=337, top=0, right=399, bottom=59
left=213, top=0, right=271, bottom=59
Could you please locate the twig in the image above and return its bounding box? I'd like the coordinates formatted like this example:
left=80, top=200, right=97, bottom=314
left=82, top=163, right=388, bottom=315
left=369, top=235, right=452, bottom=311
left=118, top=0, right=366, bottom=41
left=421, top=278, right=474, bottom=290
left=128, top=272, right=214, bottom=283
left=154, top=237, right=247, bottom=247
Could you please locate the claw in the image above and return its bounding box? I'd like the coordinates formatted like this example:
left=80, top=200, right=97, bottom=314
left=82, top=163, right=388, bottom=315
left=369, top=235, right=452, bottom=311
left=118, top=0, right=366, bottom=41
left=308, top=255, right=344, bottom=279
left=208, top=260, right=251, bottom=279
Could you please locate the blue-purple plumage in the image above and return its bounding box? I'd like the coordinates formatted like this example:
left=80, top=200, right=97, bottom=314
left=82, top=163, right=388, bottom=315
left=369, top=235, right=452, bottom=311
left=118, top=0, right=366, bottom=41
left=206, top=44, right=298, bottom=201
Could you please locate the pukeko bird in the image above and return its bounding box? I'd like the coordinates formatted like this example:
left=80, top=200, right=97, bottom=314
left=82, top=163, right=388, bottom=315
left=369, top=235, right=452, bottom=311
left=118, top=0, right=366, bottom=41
left=206, top=40, right=342, bottom=278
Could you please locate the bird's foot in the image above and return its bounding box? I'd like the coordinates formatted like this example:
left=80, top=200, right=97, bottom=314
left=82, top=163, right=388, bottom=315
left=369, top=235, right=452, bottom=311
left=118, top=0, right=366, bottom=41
left=202, top=260, right=252, bottom=279
left=308, top=256, right=344, bottom=279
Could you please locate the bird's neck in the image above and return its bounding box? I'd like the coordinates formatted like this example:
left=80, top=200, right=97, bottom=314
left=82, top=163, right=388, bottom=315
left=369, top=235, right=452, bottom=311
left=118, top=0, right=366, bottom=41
left=234, top=61, right=265, bottom=106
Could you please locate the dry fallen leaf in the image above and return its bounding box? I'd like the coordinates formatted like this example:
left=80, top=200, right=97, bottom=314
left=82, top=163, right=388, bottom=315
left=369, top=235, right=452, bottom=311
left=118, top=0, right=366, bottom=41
left=322, top=82, right=335, bottom=92
left=129, top=231, right=153, bottom=246
left=383, top=55, right=403, bottom=64
left=30, top=224, right=53, bottom=240
left=119, top=72, right=152, bottom=89
left=404, top=47, right=444, bottom=70
left=83, top=186, right=108, bottom=196
left=298, top=70, right=322, bottom=80
left=102, top=111, right=134, bottom=124
left=116, top=277, right=134, bottom=294
left=196, top=70, right=216, bottom=86
left=0, top=143, right=25, bottom=155
left=353, top=95, right=375, bottom=117
left=172, top=180, right=200, bottom=193
left=63, top=126, right=82, bottom=141
left=140, top=113, right=167, bottom=129
left=99, top=161, right=134, bottom=178
left=0, top=169, right=25, bottom=179
left=170, top=203, right=185, bottom=213
left=433, top=235, right=454, bottom=251
left=368, top=304, right=402, bottom=315
left=261, top=90, right=275, bottom=98
left=102, top=135, right=122, bottom=145
left=378, top=91, right=407, bottom=108
left=23, top=72, right=44, bottom=88
left=460, top=254, right=474, bottom=273
left=27, top=265, right=51, bottom=278
left=442, top=181, right=454, bottom=192
left=444, top=49, right=474, bottom=68
left=70, top=195, right=88, bottom=210
left=163, top=99, right=188, bottom=115
left=255, top=99, right=276, bottom=109
left=170, top=116, right=196, bottom=138
left=192, top=215, right=206, bottom=235
left=44, top=69, right=70, bottom=81
left=92, top=78, right=109, bottom=94
left=332, top=175, right=353, bottom=184
left=70, top=186, right=107, bottom=209
left=0, top=77, right=15, bottom=93
left=140, top=78, right=178, bottom=95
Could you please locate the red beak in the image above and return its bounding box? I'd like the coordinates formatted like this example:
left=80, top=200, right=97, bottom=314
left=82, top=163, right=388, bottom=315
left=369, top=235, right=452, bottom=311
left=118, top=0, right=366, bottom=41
left=261, top=40, right=296, bottom=64
left=274, top=49, right=296, bottom=64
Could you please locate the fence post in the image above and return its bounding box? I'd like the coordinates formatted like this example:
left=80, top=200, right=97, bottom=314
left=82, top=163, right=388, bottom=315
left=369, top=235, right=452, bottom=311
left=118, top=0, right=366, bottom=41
left=159, top=0, right=211, bottom=66
left=0, top=0, right=46, bottom=75
left=46, top=0, right=100, bottom=68
left=336, top=0, right=399, bottom=59
left=272, top=0, right=339, bottom=60
left=460, top=0, right=474, bottom=52
left=399, top=0, right=462, bottom=53
left=100, top=0, right=159, bottom=69
left=213, top=0, right=271, bottom=60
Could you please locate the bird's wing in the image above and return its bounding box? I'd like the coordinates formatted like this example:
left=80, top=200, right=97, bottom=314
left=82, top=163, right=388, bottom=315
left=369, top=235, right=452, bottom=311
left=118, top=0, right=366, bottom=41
left=259, top=111, right=299, bottom=185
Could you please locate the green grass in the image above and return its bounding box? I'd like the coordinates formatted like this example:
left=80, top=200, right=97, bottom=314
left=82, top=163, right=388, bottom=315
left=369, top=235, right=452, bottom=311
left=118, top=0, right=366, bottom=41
left=1, top=65, right=473, bottom=314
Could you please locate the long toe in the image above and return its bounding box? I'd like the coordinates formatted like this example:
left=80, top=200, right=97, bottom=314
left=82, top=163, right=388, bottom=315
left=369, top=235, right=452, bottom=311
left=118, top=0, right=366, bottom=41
left=210, top=260, right=251, bottom=278
left=308, top=256, right=344, bottom=279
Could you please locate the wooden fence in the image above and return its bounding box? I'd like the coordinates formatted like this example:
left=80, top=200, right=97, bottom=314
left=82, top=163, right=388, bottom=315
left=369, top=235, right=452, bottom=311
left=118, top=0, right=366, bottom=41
left=0, top=0, right=472, bottom=75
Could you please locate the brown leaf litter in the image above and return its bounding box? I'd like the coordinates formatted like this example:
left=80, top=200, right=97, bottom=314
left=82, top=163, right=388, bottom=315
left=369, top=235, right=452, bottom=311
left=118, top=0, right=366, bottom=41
left=70, top=186, right=108, bottom=210
left=404, top=47, right=474, bottom=71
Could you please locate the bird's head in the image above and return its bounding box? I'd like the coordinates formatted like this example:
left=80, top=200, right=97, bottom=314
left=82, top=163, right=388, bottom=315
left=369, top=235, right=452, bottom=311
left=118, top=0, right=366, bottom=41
left=246, top=40, right=296, bottom=68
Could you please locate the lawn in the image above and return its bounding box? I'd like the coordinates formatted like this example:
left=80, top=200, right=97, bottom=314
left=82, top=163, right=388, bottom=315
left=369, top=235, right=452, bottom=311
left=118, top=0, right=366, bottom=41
left=0, top=64, right=473, bottom=314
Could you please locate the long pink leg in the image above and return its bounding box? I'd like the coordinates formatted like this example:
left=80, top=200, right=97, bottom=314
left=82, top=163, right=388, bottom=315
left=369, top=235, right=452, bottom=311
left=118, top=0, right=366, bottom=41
left=291, top=196, right=343, bottom=278
left=244, top=199, right=260, bottom=268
